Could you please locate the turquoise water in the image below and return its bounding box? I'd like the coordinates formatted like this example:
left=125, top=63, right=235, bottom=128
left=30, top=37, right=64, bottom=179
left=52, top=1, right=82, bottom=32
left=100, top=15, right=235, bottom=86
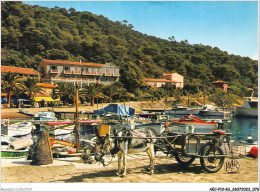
left=226, top=117, right=258, bottom=142
left=169, top=115, right=258, bottom=142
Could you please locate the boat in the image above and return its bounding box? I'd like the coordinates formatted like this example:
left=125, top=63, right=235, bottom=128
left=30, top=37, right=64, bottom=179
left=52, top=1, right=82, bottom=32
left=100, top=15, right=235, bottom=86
left=234, top=97, right=258, bottom=117
left=1, top=121, right=35, bottom=137
left=198, top=105, right=231, bottom=116
left=165, top=104, right=201, bottom=115
left=1, top=149, right=29, bottom=158
left=34, top=111, right=57, bottom=121
left=135, top=122, right=167, bottom=135
left=240, top=137, right=258, bottom=145
left=19, top=108, right=34, bottom=117
left=1, top=135, right=32, bottom=158
left=34, top=111, right=57, bottom=133
left=171, top=115, right=218, bottom=129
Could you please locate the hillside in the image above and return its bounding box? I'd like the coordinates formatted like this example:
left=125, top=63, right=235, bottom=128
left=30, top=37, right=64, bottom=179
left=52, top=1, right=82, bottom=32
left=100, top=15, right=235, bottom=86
left=1, top=2, right=258, bottom=97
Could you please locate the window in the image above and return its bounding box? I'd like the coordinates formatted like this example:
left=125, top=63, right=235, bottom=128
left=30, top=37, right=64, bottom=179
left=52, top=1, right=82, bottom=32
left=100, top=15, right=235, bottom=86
left=64, top=66, right=70, bottom=71
left=51, top=65, right=57, bottom=70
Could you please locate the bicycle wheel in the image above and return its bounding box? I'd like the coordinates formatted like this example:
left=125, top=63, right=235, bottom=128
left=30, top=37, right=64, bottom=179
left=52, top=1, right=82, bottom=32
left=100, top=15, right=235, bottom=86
left=175, top=153, right=195, bottom=167
left=200, top=145, right=225, bottom=173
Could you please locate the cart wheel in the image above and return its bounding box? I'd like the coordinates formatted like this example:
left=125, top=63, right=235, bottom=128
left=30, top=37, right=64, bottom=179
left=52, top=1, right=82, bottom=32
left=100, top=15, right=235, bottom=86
left=200, top=145, right=225, bottom=173
left=175, top=153, right=195, bottom=167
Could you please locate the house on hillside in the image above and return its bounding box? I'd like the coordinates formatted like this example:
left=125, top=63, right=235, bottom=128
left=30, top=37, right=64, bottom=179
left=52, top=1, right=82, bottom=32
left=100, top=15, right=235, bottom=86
left=144, top=73, right=184, bottom=88
left=38, top=59, right=120, bottom=88
left=211, top=80, right=230, bottom=92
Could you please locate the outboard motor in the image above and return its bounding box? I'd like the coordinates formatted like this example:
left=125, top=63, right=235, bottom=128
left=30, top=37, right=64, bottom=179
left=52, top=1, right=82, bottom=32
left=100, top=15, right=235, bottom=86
left=246, top=137, right=253, bottom=144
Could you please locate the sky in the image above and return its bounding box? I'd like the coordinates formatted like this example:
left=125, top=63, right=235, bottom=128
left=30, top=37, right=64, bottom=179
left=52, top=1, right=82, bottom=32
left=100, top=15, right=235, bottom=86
left=23, top=1, right=258, bottom=60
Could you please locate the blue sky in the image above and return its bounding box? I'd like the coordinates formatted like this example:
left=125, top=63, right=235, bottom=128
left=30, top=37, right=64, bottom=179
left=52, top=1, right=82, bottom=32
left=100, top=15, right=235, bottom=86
left=23, top=1, right=258, bottom=60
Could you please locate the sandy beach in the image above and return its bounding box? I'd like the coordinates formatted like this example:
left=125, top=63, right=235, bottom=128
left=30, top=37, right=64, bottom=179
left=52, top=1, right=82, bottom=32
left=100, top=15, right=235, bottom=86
left=1, top=153, right=258, bottom=183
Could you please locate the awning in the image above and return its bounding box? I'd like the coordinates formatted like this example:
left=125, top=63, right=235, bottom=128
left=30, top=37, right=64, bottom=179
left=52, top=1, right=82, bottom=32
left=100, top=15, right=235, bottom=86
left=34, top=96, right=60, bottom=102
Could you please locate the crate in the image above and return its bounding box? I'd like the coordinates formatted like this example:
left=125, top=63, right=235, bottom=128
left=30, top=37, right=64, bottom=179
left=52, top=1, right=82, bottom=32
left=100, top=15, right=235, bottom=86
left=185, top=138, right=206, bottom=155
left=98, top=124, right=110, bottom=136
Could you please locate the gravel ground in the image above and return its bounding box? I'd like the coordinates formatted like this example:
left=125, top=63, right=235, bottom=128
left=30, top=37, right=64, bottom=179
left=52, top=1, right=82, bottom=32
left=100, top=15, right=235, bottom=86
left=1, top=153, right=258, bottom=183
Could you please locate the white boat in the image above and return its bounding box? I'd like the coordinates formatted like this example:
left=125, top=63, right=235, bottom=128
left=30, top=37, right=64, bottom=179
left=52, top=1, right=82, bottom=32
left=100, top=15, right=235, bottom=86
left=34, top=111, right=57, bottom=121
left=1, top=135, right=32, bottom=158
left=165, top=104, right=201, bottom=115
left=34, top=112, right=57, bottom=132
left=234, top=97, right=258, bottom=117
left=198, top=105, right=231, bottom=116
left=2, top=121, right=35, bottom=137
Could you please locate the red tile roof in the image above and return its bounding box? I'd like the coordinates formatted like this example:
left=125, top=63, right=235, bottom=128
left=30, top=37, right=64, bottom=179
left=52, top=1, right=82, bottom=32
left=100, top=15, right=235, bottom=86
left=36, top=83, right=57, bottom=89
left=41, top=59, right=106, bottom=68
left=1, top=66, right=39, bottom=76
left=144, top=78, right=176, bottom=83
left=211, top=80, right=228, bottom=84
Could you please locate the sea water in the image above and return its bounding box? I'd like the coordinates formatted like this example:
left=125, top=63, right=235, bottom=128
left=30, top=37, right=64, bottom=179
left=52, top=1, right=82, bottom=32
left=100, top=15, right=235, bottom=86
left=226, top=117, right=258, bottom=143
left=169, top=115, right=258, bottom=142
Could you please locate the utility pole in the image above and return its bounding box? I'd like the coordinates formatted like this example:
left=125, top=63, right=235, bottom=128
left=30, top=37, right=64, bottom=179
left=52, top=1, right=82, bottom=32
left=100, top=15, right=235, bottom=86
left=75, top=83, right=80, bottom=153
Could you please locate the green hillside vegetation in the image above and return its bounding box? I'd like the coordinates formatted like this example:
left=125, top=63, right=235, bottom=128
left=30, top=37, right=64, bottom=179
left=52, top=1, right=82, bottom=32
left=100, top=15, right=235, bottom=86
left=1, top=2, right=258, bottom=106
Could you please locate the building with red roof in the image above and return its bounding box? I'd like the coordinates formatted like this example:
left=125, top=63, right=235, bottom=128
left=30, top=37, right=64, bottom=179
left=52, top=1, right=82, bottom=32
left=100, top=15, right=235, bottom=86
left=144, top=73, right=184, bottom=88
left=1, top=66, right=39, bottom=77
left=38, top=59, right=120, bottom=87
left=211, top=80, right=230, bottom=92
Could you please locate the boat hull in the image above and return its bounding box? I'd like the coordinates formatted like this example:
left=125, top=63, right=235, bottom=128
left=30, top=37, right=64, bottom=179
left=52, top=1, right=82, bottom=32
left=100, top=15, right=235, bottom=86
left=234, top=107, right=258, bottom=117
left=165, top=109, right=200, bottom=115
left=1, top=149, right=29, bottom=158
left=171, top=122, right=217, bottom=129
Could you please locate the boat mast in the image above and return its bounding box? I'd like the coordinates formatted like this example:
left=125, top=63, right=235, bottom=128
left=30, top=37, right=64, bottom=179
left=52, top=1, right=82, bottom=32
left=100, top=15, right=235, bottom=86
left=75, top=83, right=80, bottom=153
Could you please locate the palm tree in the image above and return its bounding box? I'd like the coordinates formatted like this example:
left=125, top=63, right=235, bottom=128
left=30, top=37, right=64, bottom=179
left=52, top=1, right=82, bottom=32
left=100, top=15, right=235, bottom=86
left=56, top=82, right=74, bottom=106
left=81, top=83, right=103, bottom=106
left=20, top=77, right=44, bottom=104
left=1, top=72, right=20, bottom=107
left=103, top=84, right=118, bottom=103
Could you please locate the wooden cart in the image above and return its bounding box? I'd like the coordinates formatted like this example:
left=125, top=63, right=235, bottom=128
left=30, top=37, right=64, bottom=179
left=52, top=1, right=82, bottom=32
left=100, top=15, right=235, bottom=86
left=155, top=131, right=232, bottom=173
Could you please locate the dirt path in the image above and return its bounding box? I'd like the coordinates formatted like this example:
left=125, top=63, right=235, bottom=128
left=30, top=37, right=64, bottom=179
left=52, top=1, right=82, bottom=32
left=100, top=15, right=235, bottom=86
left=1, top=154, right=258, bottom=183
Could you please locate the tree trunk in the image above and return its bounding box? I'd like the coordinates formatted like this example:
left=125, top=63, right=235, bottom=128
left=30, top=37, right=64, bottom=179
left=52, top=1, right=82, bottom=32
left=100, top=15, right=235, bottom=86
left=91, top=97, right=94, bottom=106
left=63, top=98, right=67, bottom=106
left=7, top=88, right=11, bottom=108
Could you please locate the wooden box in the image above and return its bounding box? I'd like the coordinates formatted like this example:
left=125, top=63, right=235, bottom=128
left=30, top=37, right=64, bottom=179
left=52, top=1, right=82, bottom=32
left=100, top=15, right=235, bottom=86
left=98, top=124, right=110, bottom=136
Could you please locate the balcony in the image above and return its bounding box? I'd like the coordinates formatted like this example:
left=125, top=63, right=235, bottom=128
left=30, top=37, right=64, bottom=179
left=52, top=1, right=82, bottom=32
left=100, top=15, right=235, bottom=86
left=113, top=73, right=119, bottom=77
left=82, top=71, right=102, bottom=76
left=63, top=70, right=72, bottom=74
left=50, top=69, right=59, bottom=74
left=104, top=73, right=112, bottom=76
left=82, top=71, right=91, bottom=75
left=73, top=71, right=81, bottom=75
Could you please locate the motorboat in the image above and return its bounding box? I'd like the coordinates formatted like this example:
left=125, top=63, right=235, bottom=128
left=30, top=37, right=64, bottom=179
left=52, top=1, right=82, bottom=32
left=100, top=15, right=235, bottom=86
left=171, top=115, right=218, bottom=129
left=198, top=105, right=231, bottom=116
left=34, top=111, right=57, bottom=121
left=34, top=111, right=57, bottom=133
left=234, top=97, right=258, bottom=117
